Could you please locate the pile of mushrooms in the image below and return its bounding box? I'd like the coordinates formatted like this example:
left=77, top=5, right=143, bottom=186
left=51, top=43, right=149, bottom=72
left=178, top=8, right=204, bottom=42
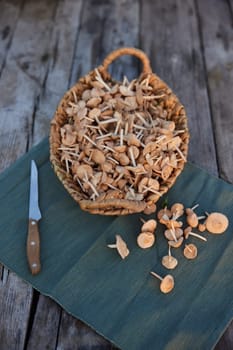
left=58, top=69, right=187, bottom=213
left=106, top=204, right=229, bottom=295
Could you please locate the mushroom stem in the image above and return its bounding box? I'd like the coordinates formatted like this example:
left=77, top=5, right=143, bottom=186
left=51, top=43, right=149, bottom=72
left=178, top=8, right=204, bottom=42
left=140, top=218, right=146, bottom=224
left=185, top=244, right=193, bottom=253
left=120, top=129, right=124, bottom=146
left=129, top=147, right=136, bottom=167
left=197, top=216, right=206, bottom=220
left=171, top=222, right=177, bottom=242
left=168, top=245, right=171, bottom=256
left=150, top=271, right=163, bottom=281
left=189, top=232, right=207, bottom=242
left=107, top=244, right=117, bottom=248
left=191, top=204, right=199, bottom=211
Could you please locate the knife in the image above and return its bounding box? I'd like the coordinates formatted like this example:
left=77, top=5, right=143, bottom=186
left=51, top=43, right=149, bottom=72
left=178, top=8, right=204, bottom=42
left=27, top=160, right=41, bottom=275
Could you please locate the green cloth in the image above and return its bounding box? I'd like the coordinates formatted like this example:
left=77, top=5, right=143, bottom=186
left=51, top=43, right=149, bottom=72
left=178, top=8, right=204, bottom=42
left=0, top=138, right=233, bottom=350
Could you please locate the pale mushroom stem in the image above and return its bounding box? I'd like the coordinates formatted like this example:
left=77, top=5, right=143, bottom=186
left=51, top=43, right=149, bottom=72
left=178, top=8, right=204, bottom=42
left=168, top=245, right=171, bottom=256
left=107, top=244, right=117, bottom=248
left=191, top=204, right=199, bottom=211
left=185, top=244, right=193, bottom=253
left=150, top=271, right=163, bottom=281
left=120, top=129, right=124, bottom=146
left=197, top=215, right=206, bottom=220
left=140, top=218, right=146, bottom=224
left=171, top=222, right=177, bottom=242
left=129, top=147, right=136, bottom=167
left=189, top=232, right=207, bottom=242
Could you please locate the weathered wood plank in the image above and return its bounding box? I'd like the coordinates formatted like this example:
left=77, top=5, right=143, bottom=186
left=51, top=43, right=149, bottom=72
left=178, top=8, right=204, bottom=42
left=196, top=0, right=233, bottom=347
left=32, top=0, right=83, bottom=146
left=57, top=314, right=114, bottom=350
left=0, top=0, right=58, bottom=171
left=0, top=272, right=33, bottom=350
left=140, top=0, right=218, bottom=176
left=0, top=0, right=23, bottom=75
left=0, top=1, right=60, bottom=349
left=70, top=0, right=140, bottom=86
left=26, top=295, right=61, bottom=350
left=196, top=0, right=233, bottom=183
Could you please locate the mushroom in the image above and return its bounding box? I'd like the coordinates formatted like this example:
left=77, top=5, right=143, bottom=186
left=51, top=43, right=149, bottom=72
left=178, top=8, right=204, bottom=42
left=168, top=236, right=184, bottom=248
left=157, top=207, right=172, bottom=221
left=164, top=227, right=183, bottom=241
left=137, top=232, right=155, bottom=249
left=183, top=243, right=197, bottom=260
left=186, top=204, right=205, bottom=228
left=171, top=203, right=184, bottom=220
left=107, top=235, right=129, bottom=259
left=184, top=226, right=207, bottom=242
left=141, top=219, right=157, bottom=233
left=198, top=223, right=206, bottom=232
left=150, top=271, right=174, bottom=294
left=205, top=212, right=229, bottom=234
left=162, top=246, right=178, bottom=270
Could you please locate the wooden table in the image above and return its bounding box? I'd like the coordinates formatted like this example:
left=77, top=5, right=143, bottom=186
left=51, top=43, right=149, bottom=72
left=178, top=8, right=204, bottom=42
left=0, top=0, right=233, bottom=348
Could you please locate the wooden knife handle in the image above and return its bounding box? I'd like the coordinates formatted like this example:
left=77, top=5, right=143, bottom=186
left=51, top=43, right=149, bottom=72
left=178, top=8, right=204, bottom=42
left=27, top=219, right=41, bottom=275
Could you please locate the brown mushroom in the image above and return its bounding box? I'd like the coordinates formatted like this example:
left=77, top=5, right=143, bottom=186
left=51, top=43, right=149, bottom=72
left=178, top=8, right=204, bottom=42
left=164, top=227, right=183, bottom=241
left=205, top=212, right=229, bottom=234
left=150, top=271, right=174, bottom=294
left=157, top=207, right=172, bottom=221
left=186, top=204, right=205, bottom=228
left=198, top=223, right=206, bottom=232
left=137, top=232, right=155, bottom=249
left=162, top=246, right=178, bottom=270
left=184, top=226, right=207, bottom=242
left=171, top=203, right=184, bottom=220
left=141, top=219, right=157, bottom=233
left=107, top=235, right=129, bottom=259
left=183, top=243, right=197, bottom=260
left=168, top=236, right=184, bottom=248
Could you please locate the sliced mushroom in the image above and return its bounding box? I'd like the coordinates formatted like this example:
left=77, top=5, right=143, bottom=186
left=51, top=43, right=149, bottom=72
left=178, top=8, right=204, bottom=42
left=107, top=235, right=129, bottom=259
left=162, top=246, right=178, bottom=270
left=205, top=212, right=229, bottom=234
left=137, top=232, right=155, bottom=249
left=150, top=271, right=174, bottom=294
left=183, top=243, right=197, bottom=260
left=184, top=226, right=207, bottom=242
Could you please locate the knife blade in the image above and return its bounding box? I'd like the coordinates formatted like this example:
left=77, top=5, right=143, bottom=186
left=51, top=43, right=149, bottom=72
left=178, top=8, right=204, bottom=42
left=27, top=160, right=41, bottom=275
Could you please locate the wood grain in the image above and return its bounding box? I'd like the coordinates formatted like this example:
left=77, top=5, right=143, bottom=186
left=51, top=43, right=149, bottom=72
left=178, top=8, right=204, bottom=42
left=140, top=0, right=218, bottom=176
left=0, top=0, right=232, bottom=348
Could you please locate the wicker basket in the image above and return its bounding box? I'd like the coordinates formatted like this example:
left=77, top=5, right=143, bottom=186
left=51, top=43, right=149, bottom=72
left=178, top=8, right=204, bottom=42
left=50, top=47, right=189, bottom=215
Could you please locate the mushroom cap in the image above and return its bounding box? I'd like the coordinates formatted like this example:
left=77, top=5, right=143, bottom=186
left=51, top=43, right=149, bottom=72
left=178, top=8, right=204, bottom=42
left=157, top=208, right=172, bottom=220
left=187, top=212, right=198, bottom=228
left=165, top=219, right=183, bottom=229
left=162, top=255, right=178, bottom=270
left=168, top=236, right=184, bottom=248
left=198, top=223, right=206, bottom=232
left=184, top=226, right=192, bottom=239
left=164, top=228, right=183, bottom=241
left=141, top=219, right=157, bottom=233
left=115, top=235, right=130, bottom=259
left=183, top=243, right=197, bottom=259
left=137, top=232, right=155, bottom=249
left=160, top=275, right=175, bottom=293
left=171, top=203, right=184, bottom=216
left=205, top=212, right=229, bottom=234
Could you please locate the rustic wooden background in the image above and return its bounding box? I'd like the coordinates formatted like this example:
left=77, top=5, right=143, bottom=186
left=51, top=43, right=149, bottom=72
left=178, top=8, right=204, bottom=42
left=0, top=0, right=233, bottom=349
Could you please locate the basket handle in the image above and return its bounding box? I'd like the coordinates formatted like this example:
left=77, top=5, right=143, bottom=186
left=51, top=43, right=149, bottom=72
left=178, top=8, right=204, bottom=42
left=102, top=47, right=152, bottom=75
